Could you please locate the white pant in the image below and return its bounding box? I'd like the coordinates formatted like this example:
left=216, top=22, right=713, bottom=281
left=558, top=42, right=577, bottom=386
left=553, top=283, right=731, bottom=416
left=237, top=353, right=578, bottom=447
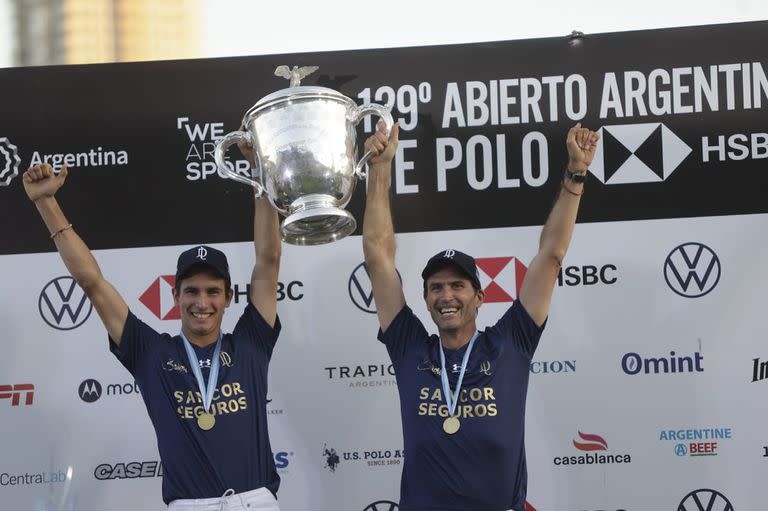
left=167, top=488, right=280, bottom=511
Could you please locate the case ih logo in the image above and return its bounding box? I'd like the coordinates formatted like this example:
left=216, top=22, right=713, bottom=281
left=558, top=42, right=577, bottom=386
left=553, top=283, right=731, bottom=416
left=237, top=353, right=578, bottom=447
left=0, top=384, right=34, bottom=406
left=140, top=275, right=179, bottom=320
left=476, top=256, right=527, bottom=303
left=590, top=123, right=691, bottom=184
left=0, top=137, right=21, bottom=186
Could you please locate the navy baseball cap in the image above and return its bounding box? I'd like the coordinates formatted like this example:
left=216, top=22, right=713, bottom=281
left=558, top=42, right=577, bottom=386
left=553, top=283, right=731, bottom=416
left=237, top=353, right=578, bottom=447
left=175, top=245, right=231, bottom=287
left=421, top=249, right=481, bottom=290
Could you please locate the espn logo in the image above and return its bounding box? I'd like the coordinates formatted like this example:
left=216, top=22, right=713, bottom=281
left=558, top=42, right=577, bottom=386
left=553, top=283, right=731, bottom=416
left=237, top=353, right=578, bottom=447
left=0, top=384, right=35, bottom=406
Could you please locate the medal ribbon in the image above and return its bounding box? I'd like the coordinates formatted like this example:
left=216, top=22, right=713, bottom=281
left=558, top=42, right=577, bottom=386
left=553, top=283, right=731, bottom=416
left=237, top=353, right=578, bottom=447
left=181, top=331, right=222, bottom=415
left=439, top=331, right=480, bottom=418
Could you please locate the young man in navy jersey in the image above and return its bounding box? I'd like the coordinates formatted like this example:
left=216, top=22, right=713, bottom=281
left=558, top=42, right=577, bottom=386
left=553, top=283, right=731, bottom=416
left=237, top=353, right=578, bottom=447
left=23, top=153, right=283, bottom=510
left=362, top=122, right=598, bottom=511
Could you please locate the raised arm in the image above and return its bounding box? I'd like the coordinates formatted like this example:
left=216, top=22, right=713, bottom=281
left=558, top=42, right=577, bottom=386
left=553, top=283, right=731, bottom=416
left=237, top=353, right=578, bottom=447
left=518, top=123, right=599, bottom=327
left=238, top=139, right=281, bottom=327
left=362, top=122, right=404, bottom=332
left=23, top=164, right=129, bottom=343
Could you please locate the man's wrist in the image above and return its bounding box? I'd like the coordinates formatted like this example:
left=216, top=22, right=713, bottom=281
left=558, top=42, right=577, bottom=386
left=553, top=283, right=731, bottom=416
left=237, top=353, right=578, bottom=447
left=566, top=161, right=588, bottom=174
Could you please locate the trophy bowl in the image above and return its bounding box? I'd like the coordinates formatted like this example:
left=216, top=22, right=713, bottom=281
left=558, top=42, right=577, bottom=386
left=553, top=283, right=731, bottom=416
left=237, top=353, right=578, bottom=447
left=215, top=73, right=393, bottom=245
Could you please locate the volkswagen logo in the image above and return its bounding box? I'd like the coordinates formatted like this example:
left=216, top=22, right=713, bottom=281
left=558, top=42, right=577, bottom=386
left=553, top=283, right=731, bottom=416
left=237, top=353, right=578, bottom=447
left=678, top=488, right=733, bottom=511
left=39, top=276, right=93, bottom=330
left=348, top=263, right=402, bottom=314
left=362, top=501, right=398, bottom=511
left=664, top=243, right=721, bottom=298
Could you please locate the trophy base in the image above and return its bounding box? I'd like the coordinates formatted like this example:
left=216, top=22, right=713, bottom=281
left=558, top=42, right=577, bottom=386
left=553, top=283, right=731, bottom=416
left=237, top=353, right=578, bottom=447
left=281, top=194, right=357, bottom=245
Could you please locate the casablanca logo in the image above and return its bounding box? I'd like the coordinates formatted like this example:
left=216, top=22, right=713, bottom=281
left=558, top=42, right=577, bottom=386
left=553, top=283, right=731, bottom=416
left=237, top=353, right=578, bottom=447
left=140, top=275, right=179, bottom=320
left=0, top=137, right=21, bottom=186
left=573, top=431, right=608, bottom=451
left=475, top=256, right=527, bottom=303
left=590, top=123, right=691, bottom=184
left=553, top=431, right=631, bottom=466
left=322, top=444, right=340, bottom=473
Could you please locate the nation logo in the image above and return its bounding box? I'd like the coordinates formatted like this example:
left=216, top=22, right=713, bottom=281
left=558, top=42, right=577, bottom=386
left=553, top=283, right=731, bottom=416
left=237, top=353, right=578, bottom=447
left=475, top=256, right=527, bottom=303
left=590, top=123, right=691, bottom=184
left=0, top=137, right=21, bottom=187
left=140, top=275, right=179, bottom=320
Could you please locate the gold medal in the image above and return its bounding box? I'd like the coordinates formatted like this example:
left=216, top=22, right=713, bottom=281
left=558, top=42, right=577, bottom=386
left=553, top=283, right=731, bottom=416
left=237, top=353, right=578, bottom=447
left=443, top=416, right=460, bottom=434
left=197, top=412, right=215, bottom=431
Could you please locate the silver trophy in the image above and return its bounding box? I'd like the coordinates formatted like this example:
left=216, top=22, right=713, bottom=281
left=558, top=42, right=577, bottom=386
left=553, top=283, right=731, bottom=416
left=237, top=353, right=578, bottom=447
left=214, top=65, right=393, bottom=245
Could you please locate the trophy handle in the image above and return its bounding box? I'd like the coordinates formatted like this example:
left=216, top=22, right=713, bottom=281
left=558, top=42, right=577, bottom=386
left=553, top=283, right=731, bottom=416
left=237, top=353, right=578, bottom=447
left=350, top=104, right=394, bottom=179
left=214, top=130, right=265, bottom=198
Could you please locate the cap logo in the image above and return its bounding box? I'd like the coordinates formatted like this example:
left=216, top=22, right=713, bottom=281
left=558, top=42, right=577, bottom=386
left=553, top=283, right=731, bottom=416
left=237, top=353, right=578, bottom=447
left=196, top=247, right=208, bottom=260
left=443, top=249, right=456, bottom=258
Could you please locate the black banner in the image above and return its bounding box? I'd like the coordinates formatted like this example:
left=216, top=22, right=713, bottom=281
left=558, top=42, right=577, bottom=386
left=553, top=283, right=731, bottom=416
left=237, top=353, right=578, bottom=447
left=1, top=21, right=766, bottom=255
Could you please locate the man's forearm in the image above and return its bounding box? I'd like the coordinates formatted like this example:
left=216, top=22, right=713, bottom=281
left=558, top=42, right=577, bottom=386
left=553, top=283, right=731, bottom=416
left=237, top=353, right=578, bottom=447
left=35, top=197, right=104, bottom=290
left=363, top=162, right=396, bottom=263
left=538, top=169, right=585, bottom=263
left=253, top=195, right=281, bottom=273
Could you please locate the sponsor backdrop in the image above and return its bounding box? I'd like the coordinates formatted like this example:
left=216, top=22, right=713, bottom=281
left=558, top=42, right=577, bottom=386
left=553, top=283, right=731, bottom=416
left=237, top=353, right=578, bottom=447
left=1, top=20, right=766, bottom=511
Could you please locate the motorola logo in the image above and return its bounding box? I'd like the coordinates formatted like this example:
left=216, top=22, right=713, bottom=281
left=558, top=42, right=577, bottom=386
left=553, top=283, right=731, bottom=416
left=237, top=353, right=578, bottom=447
left=0, top=137, right=21, bottom=187
left=348, top=262, right=401, bottom=314
left=78, top=379, right=103, bottom=403
left=678, top=488, right=733, bottom=511
left=664, top=243, right=721, bottom=298
left=38, top=276, right=93, bottom=330
left=363, top=501, right=399, bottom=511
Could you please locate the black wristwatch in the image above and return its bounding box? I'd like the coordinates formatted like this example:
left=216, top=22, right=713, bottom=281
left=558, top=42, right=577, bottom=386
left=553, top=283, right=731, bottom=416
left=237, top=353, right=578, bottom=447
left=564, top=168, right=587, bottom=184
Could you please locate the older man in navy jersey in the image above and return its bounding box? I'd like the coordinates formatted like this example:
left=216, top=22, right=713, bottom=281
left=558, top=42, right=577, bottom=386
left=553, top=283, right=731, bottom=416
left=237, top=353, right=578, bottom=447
left=23, top=145, right=283, bottom=510
left=361, top=122, right=598, bottom=511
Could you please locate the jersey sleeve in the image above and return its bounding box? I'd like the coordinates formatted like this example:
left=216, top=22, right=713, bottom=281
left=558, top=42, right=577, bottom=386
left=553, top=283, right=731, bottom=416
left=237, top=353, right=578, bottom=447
left=377, top=305, right=429, bottom=364
left=109, top=311, right=162, bottom=375
left=232, top=303, right=282, bottom=359
left=488, top=299, right=546, bottom=359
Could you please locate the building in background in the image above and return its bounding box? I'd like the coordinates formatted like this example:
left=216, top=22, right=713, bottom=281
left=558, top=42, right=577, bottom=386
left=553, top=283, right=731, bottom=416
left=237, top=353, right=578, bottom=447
left=11, top=0, right=200, bottom=66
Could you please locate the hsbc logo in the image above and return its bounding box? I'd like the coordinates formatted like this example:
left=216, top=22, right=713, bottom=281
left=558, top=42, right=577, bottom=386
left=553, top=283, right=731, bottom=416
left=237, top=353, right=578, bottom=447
left=558, top=264, right=617, bottom=287
left=0, top=384, right=34, bottom=406
left=664, top=243, right=721, bottom=298
left=39, top=277, right=93, bottom=330
left=476, top=256, right=527, bottom=303
left=0, top=137, right=21, bottom=187
left=140, top=275, right=179, bottom=320
left=678, top=489, right=733, bottom=511
left=590, top=123, right=691, bottom=184
left=78, top=379, right=103, bottom=403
